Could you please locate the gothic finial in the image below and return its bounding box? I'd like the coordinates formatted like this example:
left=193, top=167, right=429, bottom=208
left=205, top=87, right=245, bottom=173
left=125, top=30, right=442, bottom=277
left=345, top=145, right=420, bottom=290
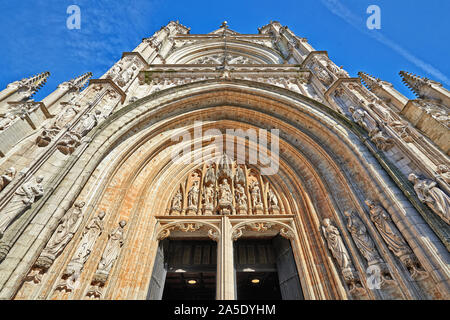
left=358, top=71, right=384, bottom=91
left=59, top=72, right=93, bottom=91
left=399, top=71, right=438, bottom=98
left=8, top=71, right=50, bottom=99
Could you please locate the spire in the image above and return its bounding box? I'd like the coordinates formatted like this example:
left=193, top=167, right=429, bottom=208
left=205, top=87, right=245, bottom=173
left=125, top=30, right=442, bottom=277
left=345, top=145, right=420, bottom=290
left=399, top=71, right=436, bottom=98
left=358, top=71, right=392, bottom=91
left=59, top=72, right=93, bottom=91
left=9, top=71, right=50, bottom=98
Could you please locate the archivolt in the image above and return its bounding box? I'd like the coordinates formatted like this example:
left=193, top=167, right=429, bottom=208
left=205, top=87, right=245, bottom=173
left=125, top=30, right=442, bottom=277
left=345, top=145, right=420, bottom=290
left=31, top=79, right=443, bottom=299
left=166, top=39, right=284, bottom=64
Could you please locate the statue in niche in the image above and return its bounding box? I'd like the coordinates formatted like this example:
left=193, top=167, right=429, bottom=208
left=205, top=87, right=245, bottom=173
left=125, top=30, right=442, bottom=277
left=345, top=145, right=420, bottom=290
left=321, top=218, right=354, bottom=276
left=107, top=61, right=123, bottom=80
left=96, top=220, right=126, bottom=277
left=267, top=187, right=280, bottom=214
left=118, top=64, right=137, bottom=87
left=0, top=175, right=44, bottom=236
left=53, top=103, right=81, bottom=129
left=344, top=210, right=383, bottom=265
left=170, top=189, right=182, bottom=213
left=74, top=110, right=102, bottom=137
left=217, top=179, right=234, bottom=215
left=56, top=131, right=82, bottom=155
left=202, top=184, right=215, bottom=214
left=218, top=180, right=232, bottom=204
left=86, top=220, right=126, bottom=299
left=36, top=127, right=61, bottom=147
left=370, top=130, right=394, bottom=151
left=348, top=106, right=380, bottom=137
left=436, top=165, right=450, bottom=184
left=365, top=200, right=412, bottom=258
left=268, top=188, right=278, bottom=207
left=187, top=181, right=199, bottom=210
left=58, top=211, right=105, bottom=291
left=36, top=201, right=85, bottom=269
left=234, top=183, right=247, bottom=214
left=409, top=173, right=450, bottom=224
left=313, top=65, right=333, bottom=86
left=250, top=181, right=263, bottom=213
left=235, top=184, right=247, bottom=207
left=365, top=200, right=426, bottom=278
left=0, top=167, right=16, bottom=192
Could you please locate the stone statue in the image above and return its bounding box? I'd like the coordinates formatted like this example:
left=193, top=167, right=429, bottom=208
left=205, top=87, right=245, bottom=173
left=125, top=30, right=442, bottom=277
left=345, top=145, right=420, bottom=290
left=0, top=167, right=16, bottom=192
left=202, top=185, right=214, bottom=207
left=218, top=180, right=232, bottom=204
left=106, top=61, right=123, bottom=80
left=96, top=220, right=126, bottom=277
left=66, top=212, right=105, bottom=274
left=365, top=200, right=412, bottom=258
left=250, top=182, right=263, bottom=208
left=37, top=201, right=85, bottom=269
left=170, top=189, right=182, bottom=212
left=268, top=188, right=278, bottom=207
left=370, top=130, right=393, bottom=151
left=408, top=173, right=450, bottom=224
left=365, top=200, right=426, bottom=279
left=235, top=184, right=247, bottom=207
left=348, top=106, right=380, bottom=137
left=0, top=175, right=44, bottom=236
left=57, top=211, right=105, bottom=291
left=313, top=65, right=333, bottom=86
left=36, top=127, right=60, bottom=147
left=117, top=64, right=137, bottom=87
left=74, top=110, right=102, bottom=137
left=52, top=103, right=81, bottom=129
left=187, top=181, right=199, bottom=209
left=56, top=131, right=82, bottom=155
left=437, top=165, right=450, bottom=184
left=344, top=210, right=383, bottom=265
left=322, top=218, right=352, bottom=271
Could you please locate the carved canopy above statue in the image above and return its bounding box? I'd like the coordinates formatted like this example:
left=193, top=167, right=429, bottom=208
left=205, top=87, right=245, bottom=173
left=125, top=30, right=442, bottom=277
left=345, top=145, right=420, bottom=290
left=167, top=154, right=286, bottom=216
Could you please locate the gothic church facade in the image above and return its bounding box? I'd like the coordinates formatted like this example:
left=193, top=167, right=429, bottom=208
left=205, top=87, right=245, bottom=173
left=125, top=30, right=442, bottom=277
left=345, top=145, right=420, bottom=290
left=0, top=21, right=448, bottom=300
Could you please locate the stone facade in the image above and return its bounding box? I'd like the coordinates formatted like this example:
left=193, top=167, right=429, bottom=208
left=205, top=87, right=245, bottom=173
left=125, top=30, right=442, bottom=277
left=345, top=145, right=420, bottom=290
left=0, top=21, right=448, bottom=300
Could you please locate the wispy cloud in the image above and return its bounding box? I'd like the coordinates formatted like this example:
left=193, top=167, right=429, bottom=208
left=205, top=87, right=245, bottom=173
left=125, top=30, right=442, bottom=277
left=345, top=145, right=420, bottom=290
left=321, top=0, right=450, bottom=85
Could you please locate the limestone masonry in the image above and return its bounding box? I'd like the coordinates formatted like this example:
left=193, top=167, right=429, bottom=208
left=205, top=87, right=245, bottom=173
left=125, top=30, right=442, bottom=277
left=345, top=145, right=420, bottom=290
left=0, top=21, right=448, bottom=300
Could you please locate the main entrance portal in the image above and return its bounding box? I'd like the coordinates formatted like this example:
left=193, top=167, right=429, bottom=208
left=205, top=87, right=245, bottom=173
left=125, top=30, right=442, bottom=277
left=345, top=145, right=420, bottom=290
left=147, top=219, right=304, bottom=300
left=235, top=237, right=303, bottom=300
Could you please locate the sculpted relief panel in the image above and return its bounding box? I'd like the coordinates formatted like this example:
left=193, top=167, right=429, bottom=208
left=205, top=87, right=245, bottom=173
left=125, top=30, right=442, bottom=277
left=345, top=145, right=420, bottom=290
left=168, top=155, right=285, bottom=216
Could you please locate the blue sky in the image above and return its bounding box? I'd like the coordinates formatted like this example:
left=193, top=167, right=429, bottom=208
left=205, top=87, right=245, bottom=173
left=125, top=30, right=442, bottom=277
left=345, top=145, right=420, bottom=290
left=0, top=0, right=449, bottom=101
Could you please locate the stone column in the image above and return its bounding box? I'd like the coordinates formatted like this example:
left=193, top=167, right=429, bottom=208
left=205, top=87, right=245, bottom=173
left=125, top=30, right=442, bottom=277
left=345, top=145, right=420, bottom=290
left=217, top=216, right=235, bottom=300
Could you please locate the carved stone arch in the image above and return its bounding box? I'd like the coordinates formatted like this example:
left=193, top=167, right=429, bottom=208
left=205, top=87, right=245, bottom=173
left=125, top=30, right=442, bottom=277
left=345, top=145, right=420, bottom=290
left=166, top=39, right=283, bottom=64
left=9, top=79, right=448, bottom=300
left=155, top=220, right=221, bottom=242
left=231, top=219, right=296, bottom=241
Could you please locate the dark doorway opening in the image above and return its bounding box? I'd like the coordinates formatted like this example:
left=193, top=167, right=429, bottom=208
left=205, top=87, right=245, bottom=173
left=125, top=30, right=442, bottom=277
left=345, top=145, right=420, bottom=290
left=162, top=271, right=216, bottom=300
left=236, top=271, right=282, bottom=300
left=234, top=236, right=303, bottom=300
left=148, top=239, right=217, bottom=300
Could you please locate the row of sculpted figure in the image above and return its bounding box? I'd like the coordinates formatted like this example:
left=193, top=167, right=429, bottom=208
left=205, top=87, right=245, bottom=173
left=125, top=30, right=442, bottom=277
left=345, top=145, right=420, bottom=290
left=322, top=200, right=428, bottom=297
